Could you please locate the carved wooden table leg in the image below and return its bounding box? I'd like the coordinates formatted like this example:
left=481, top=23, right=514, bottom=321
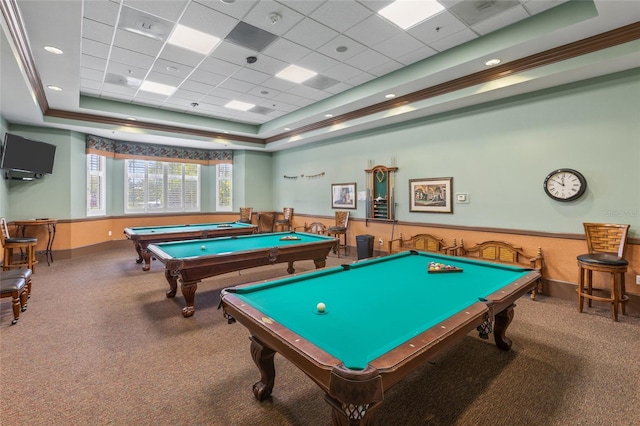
left=180, top=280, right=199, bottom=318
left=313, top=257, right=327, bottom=269
left=494, top=304, right=515, bottom=351
left=250, top=336, right=276, bottom=401
left=164, top=270, right=178, bottom=298
left=286, top=261, right=295, bottom=274
left=325, top=364, right=383, bottom=426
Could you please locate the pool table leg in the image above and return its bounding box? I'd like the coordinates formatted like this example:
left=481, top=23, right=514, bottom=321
left=180, top=280, right=199, bottom=318
left=494, top=304, right=515, bottom=351
left=313, top=257, right=327, bottom=269
left=325, top=364, right=383, bottom=426
left=164, top=270, right=179, bottom=298
left=249, top=336, right=276, bottom=401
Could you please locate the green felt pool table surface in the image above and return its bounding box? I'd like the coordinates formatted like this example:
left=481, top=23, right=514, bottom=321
left=220, top=250, right=541, bottom=425
left=147, top=232, right=338, bottom=317
left=124, top=221, right=257, bottom=271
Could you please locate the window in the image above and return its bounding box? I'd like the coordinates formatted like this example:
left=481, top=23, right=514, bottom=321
left=125, top=159, right=201, bottom=213
left=216, top=163, right=232, bottom=211
left=87, top=154, right=106, bottom=216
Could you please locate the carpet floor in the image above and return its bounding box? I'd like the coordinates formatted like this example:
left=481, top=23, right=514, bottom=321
left=1, top=247, right=639, bottom=425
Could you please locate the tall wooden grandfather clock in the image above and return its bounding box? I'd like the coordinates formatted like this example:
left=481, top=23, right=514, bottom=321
left=365, top=164, right=398, bottom=221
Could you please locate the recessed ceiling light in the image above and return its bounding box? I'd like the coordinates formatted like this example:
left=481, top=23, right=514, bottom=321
left=220, top=0, right=235, bottom=3
left=223, top=131, right=229, bottom=134
left=378, top=0, right=444, bottom=30
left=284, top=127, right=291, bottom=131
left=225, top=100, right=255, bottom=111
left=44, top=45, right=63, bottom=54
left=139, top=81, right=176, bottom=96
left=166, top=66, right=180, bottom=73
left=126, top=117, right=137, bottom=121
left=385, top=94, right=396, bottom=99
left=47, top=85, right=63, bottom=91
left=336, top=46, right=348, bottom=53
left=168, top=24, right=221, bottom=55
left=276, top=65, right=317, bottom=84
left=485, top=58, right=501, bottom=66
left=325, top=114, right=333, bottom=118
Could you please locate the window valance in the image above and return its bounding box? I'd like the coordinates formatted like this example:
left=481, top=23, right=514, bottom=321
left=85, top=135, right=232, bottom=165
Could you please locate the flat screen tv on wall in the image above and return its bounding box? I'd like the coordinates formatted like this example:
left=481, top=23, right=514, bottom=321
left=0, top=133, right=57, bottom=176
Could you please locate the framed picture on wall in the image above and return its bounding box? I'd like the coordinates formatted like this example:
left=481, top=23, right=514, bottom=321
left=409, top=177, right=453, bottom=213
left=331, top=183, right=357, bottom=209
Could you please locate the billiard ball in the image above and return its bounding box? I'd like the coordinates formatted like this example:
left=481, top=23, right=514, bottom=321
left=201, top=245, right=206, bottom=250
left=317, top=302, right=326, bottom=313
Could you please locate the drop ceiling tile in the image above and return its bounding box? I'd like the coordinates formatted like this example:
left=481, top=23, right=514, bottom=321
left=193, top=0, right=257, bottom=20
left=368, top=60, right=403, bottom=77
left=124, top=0, right=188, bottom=22
left=396, top=45, right=438, bottom=66
left=225, top=21, right=278, bottom=52
left=134, top=91, right=170, bottom=103
left=272, top=92, right=303, bottom=105
left=82, top=18, right=115, bottom=45
left=242, top=55, right=288, bottom=78
left=277, top=0, right=325, bottom=16
left=287, top=84, right=326, bottom=101
left=262, top=38, right=311, bottom=64
left=151, top=58, right=194, bottom=77
left=102, top=84, right=139, bottom=96
left=80, top=79, right=102, bottom=91
left=237, top=93, right=267, bottom=105
left=145, top=71, right=183, bottom=87
left=296, top=52, right=340, bottom=74
left=408, top=11, right=467, bottom=45
left=344, top=71, right=376, bottom=87
left=373, top=32, right=426, bottom=60
left=233, top=67, right=271, bottom=85
left=316, top=34, right=367, bottom=61
left=189, top=69, right=225, bottom=86
left=158, top=44, right=207, bottom=67
left=310, top=0, right=371, bottom=33
left=165, top=97, right=200, bottom=108
left=113, top=30, right=164, bottom=58
left=171, top=88, right=206, bottom=101
left=199, top=56, right=242, bottom=76
left=80, top=67, right=104, bottom=82
left=200, top=95, right=229, bottom=107
left=248, top=86, right=281, bottom=99
left=523, top=0, right=569, bottom=15
left=208, top=86, right=243, bottom=100
left=83, top=0, right=120, bottom=26
left=110, top=46, right=156, bottom=68
left=429, top=28, right=477, bottom=52
left=472, top=5, right=529, bottom=35
left=81, top=38, right=111, bottom=60
left=106, top=61, right=148, bottom=81
left=209, top=40, right=260, bottom=67
left=324, top=81, right=353, bottom=95
left=322, top=62, right=362, bottom=81
left=345, top=49, right=390, bottom=72
left=81, top=54, right=107, bottom=72
left=241, top=0, right=304, bottom=36
left=180, top=79, right=217, bottom=95
left=345, top=14, right=402, bottom=47
left=180, top=2, right=239, bottom=38
left=218, top=78, right=256, bottom=93
left=282, top=18, right=338, bottom=50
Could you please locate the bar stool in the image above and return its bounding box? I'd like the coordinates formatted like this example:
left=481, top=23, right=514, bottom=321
left=238, top=207, right=253, bottom=224
left=1, top=218, right=38, bottom=272
left=577, top=223, right=630, bottom=321
left=328, top=211, right=350, bottom=257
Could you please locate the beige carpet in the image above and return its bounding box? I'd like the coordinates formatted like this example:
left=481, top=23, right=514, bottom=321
left=1, top=247, right=639, bottom=426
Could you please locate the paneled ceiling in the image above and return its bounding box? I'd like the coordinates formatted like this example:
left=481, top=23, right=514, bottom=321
left=1, top=0, right=639, bottom=151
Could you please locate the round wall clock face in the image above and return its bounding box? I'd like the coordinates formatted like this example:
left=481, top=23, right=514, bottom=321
left=543, top=168, right=587, bottom=201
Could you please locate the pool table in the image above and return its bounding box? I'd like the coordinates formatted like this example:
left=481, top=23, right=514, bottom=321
left=124, top=221, right=257, bottom=271
left=220, top=250, right=541, bottom=425
left=147, top=232, right=337, bottom=317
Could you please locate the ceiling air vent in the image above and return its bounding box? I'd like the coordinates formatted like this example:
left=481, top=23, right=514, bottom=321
left=449, top=0, right=519, bottom=26
left=118, top=6, right=172, bottom=42
left=225, top=21, right=278, bottom=52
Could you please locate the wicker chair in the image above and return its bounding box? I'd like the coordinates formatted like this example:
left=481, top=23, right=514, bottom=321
left=274, top=207, right=294, bottom=232
left=452, top=239, right=544, bottom=300
left=388, top=233, right=448, bottom=254
left=577, top=223, right=630, bottom=321
left=328, top=211, right=350, bottom=257
left=238, top=207, right=253, bottom=224
left=1, top=217, right=38, bottom=272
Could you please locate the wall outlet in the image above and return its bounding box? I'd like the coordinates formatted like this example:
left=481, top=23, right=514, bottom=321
left=636, top=275, right=640, bottom=285
left=379, top=238, right=383, bottom=246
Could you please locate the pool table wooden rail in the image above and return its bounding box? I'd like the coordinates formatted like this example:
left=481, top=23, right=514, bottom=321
left=221, top=260, right=541, bottom=425
left=148, top=235, right=337, bottom=317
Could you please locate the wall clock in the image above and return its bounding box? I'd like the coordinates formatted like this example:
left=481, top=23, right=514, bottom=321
left=543, top=168, right=587, bottom=201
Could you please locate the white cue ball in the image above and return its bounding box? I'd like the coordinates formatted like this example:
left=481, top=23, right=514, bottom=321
left=317, top=302, right=326, bottom=313
left=201, top=245, right=206, bottom=250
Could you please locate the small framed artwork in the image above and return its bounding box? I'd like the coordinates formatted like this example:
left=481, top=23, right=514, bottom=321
left=409, top=177, right=453, bottom=213
left=331, top=183, right=357, bottom=209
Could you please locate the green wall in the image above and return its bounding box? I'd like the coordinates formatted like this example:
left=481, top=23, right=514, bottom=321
left=1, top=69, right=638, bottom=238
left=271, top=69, right=640, bottom=237
left=0, top=116, right=8, bottom=218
